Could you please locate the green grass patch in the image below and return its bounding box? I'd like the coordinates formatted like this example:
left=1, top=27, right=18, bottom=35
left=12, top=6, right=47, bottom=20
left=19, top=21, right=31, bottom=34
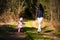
left=0, top=20, right=54, bottom=40
left=53, top=32, right=60, bottom=37
left=24, top=20, right=33, bottom=27
left=23, top=27, right=53, bottom=40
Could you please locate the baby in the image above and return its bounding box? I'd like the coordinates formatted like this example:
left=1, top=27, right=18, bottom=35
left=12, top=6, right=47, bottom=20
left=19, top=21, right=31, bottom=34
left=17, top=17, right=24, bottom=32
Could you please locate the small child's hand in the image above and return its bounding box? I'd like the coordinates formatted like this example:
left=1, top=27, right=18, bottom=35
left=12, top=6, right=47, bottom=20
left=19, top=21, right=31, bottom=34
left=23, top=22, right=26, bottom=24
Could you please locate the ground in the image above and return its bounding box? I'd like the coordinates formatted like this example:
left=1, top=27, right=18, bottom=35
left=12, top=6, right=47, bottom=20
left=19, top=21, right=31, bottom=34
left=0, top=19, right=60, bottom=40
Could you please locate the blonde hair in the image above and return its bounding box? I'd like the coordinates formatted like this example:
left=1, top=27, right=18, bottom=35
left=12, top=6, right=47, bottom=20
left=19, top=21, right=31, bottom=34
left=20, top=17, right=23, bottom=21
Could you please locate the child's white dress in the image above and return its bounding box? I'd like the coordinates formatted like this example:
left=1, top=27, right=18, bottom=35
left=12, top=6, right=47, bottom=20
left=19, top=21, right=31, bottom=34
left=18, top=21, right=23, bottom=28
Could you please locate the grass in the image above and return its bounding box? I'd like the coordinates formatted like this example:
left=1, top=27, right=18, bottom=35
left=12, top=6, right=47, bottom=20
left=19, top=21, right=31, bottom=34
left=0, top=20, right=59, bottom=40
left=0, top=25, right=53, bottom=40
left=24, top=20, right=33, bottom=27
left=53, top=32, right=60, bottom=37
left=23, top=27, right=53, bottom=40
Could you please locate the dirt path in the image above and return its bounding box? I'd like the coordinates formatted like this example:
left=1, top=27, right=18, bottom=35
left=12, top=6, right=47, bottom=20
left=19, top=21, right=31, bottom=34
left=44, top=32, right=60, bottom=40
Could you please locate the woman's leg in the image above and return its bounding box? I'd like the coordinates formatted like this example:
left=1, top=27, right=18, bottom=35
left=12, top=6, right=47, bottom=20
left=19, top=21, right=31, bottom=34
left=37, top=17, right=43, bottom=32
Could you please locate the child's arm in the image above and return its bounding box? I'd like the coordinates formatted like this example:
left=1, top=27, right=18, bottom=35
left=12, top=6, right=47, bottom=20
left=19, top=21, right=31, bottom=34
left=22, top=21, right=26, bottom=25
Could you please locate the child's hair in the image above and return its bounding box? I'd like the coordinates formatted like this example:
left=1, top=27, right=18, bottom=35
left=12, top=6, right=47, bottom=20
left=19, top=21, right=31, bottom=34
left=20, top=17, right=23, bottom=21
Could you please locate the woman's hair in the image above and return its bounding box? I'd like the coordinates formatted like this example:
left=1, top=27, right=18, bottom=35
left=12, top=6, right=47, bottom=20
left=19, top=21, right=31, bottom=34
left=38, top=3, right=44, bottom=13
left=38, top=4, right=43, bottom=10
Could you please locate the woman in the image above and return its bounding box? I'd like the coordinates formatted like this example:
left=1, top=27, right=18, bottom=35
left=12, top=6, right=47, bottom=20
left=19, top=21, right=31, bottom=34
left=36, top=4, right=44, bottom=32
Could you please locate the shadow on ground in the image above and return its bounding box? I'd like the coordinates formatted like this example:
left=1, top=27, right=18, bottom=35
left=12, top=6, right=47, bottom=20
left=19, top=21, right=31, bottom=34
left=0, top=25, right=38, bottom=40
left=0, top=25, right=53, bottom=40
left=23, top=27, right=53, bottom=40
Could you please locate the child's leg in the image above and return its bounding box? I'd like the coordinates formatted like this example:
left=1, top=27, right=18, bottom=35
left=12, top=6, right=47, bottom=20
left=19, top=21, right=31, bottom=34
left=20, top=28, right=23, bottom=32
left=18, top=28, right=20, bottom=32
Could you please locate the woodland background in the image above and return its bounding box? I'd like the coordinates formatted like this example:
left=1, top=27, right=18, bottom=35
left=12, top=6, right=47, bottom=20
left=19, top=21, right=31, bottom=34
left=0, top=0, right=60, bottom=30
left=0, top=0, right=60, bottom=40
